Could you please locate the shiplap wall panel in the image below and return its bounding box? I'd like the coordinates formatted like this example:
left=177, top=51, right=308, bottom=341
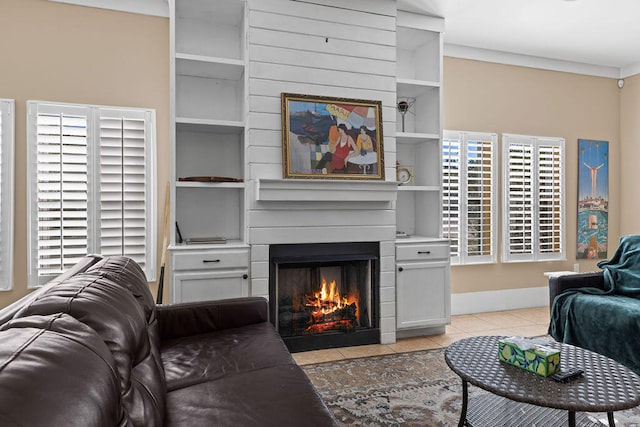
left=248, top=112, right=281, bottom=131
left=249, top=12, right=395, bottom=47
left=249, top=95, right=281, bottom=117
left=250, top=79, right=397, bottom=107
left=291, top=0, right=396, bottom=17
left=249, top=163, right=283, bottom=180
left=249, top=45, right=396, bottom=78
left=251, top=0, right=396, bottom=27
left=247, top=146, right=282, bottom=164
left=250, top=62, right=395, bottom=92
left=249, top=28, right=396, bottom=62
left=248, top=129, right=281, bottom=148
left=249, top=209, right=396, bottom=227
left=249, top=199, right=395, bottom=212
left=250, top=225, right=396, bottom=245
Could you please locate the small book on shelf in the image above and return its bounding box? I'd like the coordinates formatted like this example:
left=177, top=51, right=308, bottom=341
left=185, top=237, right=227, bottom=245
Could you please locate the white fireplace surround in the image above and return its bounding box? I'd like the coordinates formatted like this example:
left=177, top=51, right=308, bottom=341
left=249, top=179, right=399, bottom=344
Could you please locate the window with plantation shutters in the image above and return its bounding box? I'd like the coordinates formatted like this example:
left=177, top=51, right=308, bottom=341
left=502, top=134, right=565, bottom=262
left=443, top=131, right=497, bottom=265
left=0, top=100, right=14, bottom=290
left=27, top=101, right=156, bottom=288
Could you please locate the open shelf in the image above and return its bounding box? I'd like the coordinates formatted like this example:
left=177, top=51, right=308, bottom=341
left=175, top=0, right=244, bottom=60
left=397, top=131, right=440, bottom=144
left=176, top=117, right=244, bottom=133
left=176, top=53, right=245, bottom=80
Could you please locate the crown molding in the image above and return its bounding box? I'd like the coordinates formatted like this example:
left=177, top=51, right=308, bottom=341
left=444, top=43, right=621, bottom=79
left=49, top=0, right=169, bottom=18
left=621, top=62, right=640, bottom=79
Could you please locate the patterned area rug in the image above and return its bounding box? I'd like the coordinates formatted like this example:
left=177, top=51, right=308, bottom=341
left=302, top=348, right=640, bottom=426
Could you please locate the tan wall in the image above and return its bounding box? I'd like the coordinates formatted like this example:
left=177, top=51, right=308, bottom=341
left=0, top=0, right=169, bottom=307
left=620, top=74, right=640, bottom=234
left=443, top=57, right=620, bottom=295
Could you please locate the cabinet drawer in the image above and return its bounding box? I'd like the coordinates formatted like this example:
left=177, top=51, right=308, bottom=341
left=396, top=243, right=449, bottom=261
left=172, top=270, right=249, bottom=304
left=172, top=249, right=249, bottom=271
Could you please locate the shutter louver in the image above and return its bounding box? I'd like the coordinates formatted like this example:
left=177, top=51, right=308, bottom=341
left=99, top=113, right=147, bottom=269
left=36, top=112, right=89, bottom=276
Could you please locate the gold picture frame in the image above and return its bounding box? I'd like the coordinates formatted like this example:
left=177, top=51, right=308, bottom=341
left=281, top=93, right=384, bottom=180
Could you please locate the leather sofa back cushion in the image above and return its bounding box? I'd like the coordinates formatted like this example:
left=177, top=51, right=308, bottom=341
left=0, top=314, right=127, bottom=426
left=14, top=257, right=165, bottom=427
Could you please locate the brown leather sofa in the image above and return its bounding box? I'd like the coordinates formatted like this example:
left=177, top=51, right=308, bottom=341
left=0, top=255, right=338, bottom=426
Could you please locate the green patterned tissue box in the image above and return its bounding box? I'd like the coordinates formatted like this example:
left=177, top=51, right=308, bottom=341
left=498, top=337, right=561, bottom=377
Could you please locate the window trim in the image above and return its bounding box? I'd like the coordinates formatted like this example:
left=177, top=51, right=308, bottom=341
left=0, top=99, right=15, bottom=291
left=27, top=100, right=157, bottom=288
left=501, top=133, right=566, bottom=263
left=443, top=130, right=498, bottom=265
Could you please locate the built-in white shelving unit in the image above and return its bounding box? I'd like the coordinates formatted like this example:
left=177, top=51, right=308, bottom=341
left=169, top=0, right=249, bottom=303
left=395, top=11, right=450, bottom=336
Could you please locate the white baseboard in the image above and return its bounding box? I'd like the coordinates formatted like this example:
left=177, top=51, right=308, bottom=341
left=451, top=287, right=549, bottom=315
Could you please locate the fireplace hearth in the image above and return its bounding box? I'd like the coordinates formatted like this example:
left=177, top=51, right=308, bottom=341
left=269, top=242, right=380, bottom=352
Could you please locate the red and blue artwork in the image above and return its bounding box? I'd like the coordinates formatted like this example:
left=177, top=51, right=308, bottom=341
left=282, top=93, right=384, bottom=180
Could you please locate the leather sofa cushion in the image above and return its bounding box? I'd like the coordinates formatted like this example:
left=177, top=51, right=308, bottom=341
left=164, top=364, right=338, bottom=427
left=0, top=313, right=126, bottom=426
left=161, top=322, right=294, bottom=391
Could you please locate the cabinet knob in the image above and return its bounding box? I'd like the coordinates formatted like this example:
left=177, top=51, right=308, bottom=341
left=398, top=267, right=403, bottom=272
left=202, top=259, right=221, bottom=263
left=418, top=251, right=431, bottom=255
left=242, top=274, right=248, bottom=280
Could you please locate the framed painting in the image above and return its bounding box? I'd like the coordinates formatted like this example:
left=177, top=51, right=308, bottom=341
left=577, top=139, right=608, bottom=259
left=281, top=93, right=384, bottom=180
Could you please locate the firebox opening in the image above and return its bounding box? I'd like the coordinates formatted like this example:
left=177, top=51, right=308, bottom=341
left=269, top=242, right=380, bottom=353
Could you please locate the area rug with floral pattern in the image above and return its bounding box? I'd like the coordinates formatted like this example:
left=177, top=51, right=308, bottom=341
left=302, top=348, right=640, bottom=426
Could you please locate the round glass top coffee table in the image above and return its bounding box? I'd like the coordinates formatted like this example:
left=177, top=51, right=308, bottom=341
left=445, top=335, right=640, bottom=427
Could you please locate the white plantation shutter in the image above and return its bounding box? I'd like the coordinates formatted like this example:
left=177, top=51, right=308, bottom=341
left=538, top=143, right=564, bottom=255
left=98, top=109, right=152, bottom=270
left=443, top=131, right=497, bottom=265
left=28, top=102, right=156, bottom=287
left=502, top=134, right=565, bottom=262
left=0, top=100, right=14, bottom=290
left=30, top=105, right=91, bottom=283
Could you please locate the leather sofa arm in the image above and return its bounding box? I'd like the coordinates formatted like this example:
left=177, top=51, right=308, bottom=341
left=157, top=297, right=269, bottom=342
left=549, top=271, right=605, bottom=306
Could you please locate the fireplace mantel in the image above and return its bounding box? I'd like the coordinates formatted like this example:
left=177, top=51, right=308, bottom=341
left=255, top=179, right=398, bottom=203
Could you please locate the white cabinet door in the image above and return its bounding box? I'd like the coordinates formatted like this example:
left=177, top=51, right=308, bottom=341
left=173, top=270, right=249, bottom=303
left=396, top=260, right=450, bottom=329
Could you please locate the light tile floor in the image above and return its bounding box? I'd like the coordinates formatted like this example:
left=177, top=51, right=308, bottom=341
left=292, top=306, right=551, bottom=366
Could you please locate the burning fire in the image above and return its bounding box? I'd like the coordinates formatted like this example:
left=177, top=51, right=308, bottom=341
left=309, top=279, right=349, bottom=313
left=304, top=278, right=358, bottom=333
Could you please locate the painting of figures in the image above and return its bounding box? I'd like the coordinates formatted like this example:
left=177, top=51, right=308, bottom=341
left=281, top=93, right=384, bottom=180
left=577, top=139, right=608, bottom=259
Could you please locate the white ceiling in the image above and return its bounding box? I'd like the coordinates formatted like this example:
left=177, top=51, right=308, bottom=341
left=399, top=0, right=640, bottom=76
left=52, top=0, right=640, bottom=77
